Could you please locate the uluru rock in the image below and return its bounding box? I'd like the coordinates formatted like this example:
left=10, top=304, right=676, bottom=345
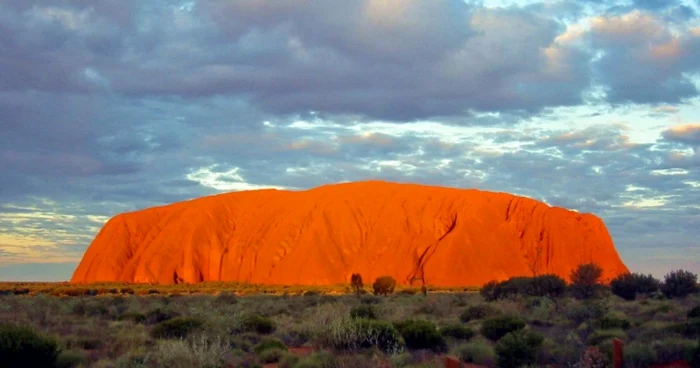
left=71, top=181, right=629, bottom=286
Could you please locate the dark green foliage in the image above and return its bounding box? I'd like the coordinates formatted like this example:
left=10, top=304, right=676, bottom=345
left=143, top=308, right=180, bottom=325
left=460, top=304, right=497, bottom=322
left=480, top=275, right=567, bottom=301
left=241, top=315, right=276, bottom=334
left=662, top=270, right=699, bottom=298
left=480, top=316, right=526, bottom=341
left=259, top=348, right=285, bottom=364
left=120, top=287, right=135, bottom=295
left=610, top=273, right=660, bottom=301
left=480, top=281, right=501, bottom=301
left=393, top=319, right=447, bottom=352
left=350, top=273, right=364, bottom=297
left=691, top=339, right=700, bottom=368
left=215, top=291, right=238, bottom=305
left=349, top=304, right=377, bottom=319
left=54, top=350, right=88, bottom=368
left=0, top=323, right=59, bottom=368
left=670, top=319, right=700, bottom=338
left=440, top=323, right=475, bottom=340
left=13, top=288, right=30, bottom=295
left=689, top=306, right=700, bottom=319
left=494, top=330, right=544, bottom=368
left=329, top=318, right=402, bottom=353
left=586, top=329, right=626, bottom=346
left=373, top=276, right=396, bottom=296
left=118, top=311, right=146, bottom=323
left=529, top=274, right=567, bottom=298
left=150, top=316, right=204, bottom=339
left=72, top=299, right=109, bottom=317
left=624, top=343, right=657, bottom=368
left=360, top=295, right=381, bottom=304
left=569, top=263, right=604, bottom=299
left=565, top=301, right=608, bottom=325
left=84, top=289, right=98, bottom=296
left=596, top=315, right=631, bottom=330
left=253, top=338, right=287, bottom=355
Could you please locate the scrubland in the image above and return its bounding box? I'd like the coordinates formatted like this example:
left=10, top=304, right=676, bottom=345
left=1, top=268, right=699, bottom=368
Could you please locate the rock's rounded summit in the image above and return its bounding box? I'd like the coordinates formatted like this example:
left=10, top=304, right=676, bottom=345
left=71, top=181, right=629, bottom=286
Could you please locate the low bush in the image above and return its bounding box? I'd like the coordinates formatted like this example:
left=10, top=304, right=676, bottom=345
left=480, top=316, right=526, bottom=341
left=440, top=323, right=476, bottom=340
left=144, top=308, right=180, bottom=325
left=215, top=291, right=238, bottom=305
left=253, top=338, right=287, bottom=355
left=118, top=311, right=146, bottom=323
left=373, top=276, right=397, bottom=296
left=651, top=338, right=697, bottom=364
left=54, top=350, right=88, bottom=368
left=661, top=269, right=699, bottom=298
left=669, top=319, right=700, bottom=338
left=350, top=304, right=377, bottom=320
left=0, top=323, right=60, bottom=368
left=565, top=301, right=608, bottom=325
left=460, top=304, right=497, bottom=323
left=495, top=329, right=544, bottom=368
left=569, top=263, right=604, bottom=300
left=259, top=348, right=285, bottom=364
left=393, top=319, right=447, bottom=352
left=688, top=306, right=700, bottom=319
left=454, top=339, right=496, bottom=365
left=241, top=314, right=276, bottom=334
left=595, top=315, right=631, bottom=330
left=150, top=316, right=205, bottom=339
left=691, top=339, right=700, bottom=368
left=624, top=342, right=657, bottom=368
left=319, top=318, right=403, bottom=354
left=586, top=329, right=627, bottom=346
left=610, top=273, right=660, bottom=301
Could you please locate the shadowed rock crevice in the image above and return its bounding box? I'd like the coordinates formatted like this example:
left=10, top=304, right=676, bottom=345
left=71, top=181, right=629, bottom=286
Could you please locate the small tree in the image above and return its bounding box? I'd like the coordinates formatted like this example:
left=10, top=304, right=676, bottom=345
left=661, top=269, right=699, bottom=298
left=570, top=263, right=604, bottom=299
left=373, top=276, right=396, bottom=296
left=610, top=273, right=660, bottom=301
left=350, top=273, right=364, bottom=298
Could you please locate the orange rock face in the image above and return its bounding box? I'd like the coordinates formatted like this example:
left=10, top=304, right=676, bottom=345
left=71, top=181, right=629, bottom=286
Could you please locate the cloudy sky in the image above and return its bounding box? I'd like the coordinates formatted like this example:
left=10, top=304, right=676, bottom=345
left=1, top=0, right=699, bottom=281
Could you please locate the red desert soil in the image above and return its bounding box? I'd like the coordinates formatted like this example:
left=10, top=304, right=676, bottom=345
left=71, top=181, right=629, bottom=286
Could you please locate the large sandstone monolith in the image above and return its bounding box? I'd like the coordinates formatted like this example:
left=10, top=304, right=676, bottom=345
left=71, top=181, right=629, bottom=286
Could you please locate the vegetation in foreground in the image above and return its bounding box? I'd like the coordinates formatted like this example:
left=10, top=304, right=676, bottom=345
left=0, top=265, right=698, bottom=367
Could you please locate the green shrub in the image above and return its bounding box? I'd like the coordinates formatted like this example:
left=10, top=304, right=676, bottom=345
left=215, top=291, right=238, bottom=305
left=0, top=323, right=60, bottom=368
left=670, top=319, right=700, bottom=338
left=529, top=274, right=567, bottom=298
left=569, top=263, right=604, bottom=299
left=586, top=329, right=626, bottom=346
left=480, top=316, right=526, bottom=341
left=691, top=339, right=700, bottom=368
left=651, top=338, right=697, bottom=364
left=360, top=295, right=382, bottom=305
left=495, top=330, right=544, bottom=368
left=610, top=273, right=660, bottom=301
left=460, top=304, right=497, bottom=323
left=321, top=318, right=403, bottom=354
left=54, top=350, right=88, bottom=368
left=440, top=324, right=475, bottom=340
left=118, top=311, right=146, bottom=323
left=661, top=269, right=699, bottom=298
left=373, top=276, right=396, bottom=296
left=688, top=306, right=700, bottom=319
left=624, top=342, right=657, bottom=368
left=565, top=301, right=608, bottom=325
left=393, top=320, right=447, bottom=352
left=144, top=308, right=180, bottom=325
left=150, top=316, right=204, bottom=339
left=480, top=280, right=501, bottom=301
left=241, top=315, right=276, bottom=334
left=259, top=348, right=285, bottom=364
left=596, top=315, right=631, bottom=330
left=349, top=304, right=377, bottom=320
left=253, top=338, right=287, bottom=355
left=454, top=339, right=496, bottom=365
left=278, top=353, right=300, bottom=368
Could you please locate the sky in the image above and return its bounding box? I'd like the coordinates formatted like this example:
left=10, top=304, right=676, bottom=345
left=0, top=0, right=699, bottom=282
